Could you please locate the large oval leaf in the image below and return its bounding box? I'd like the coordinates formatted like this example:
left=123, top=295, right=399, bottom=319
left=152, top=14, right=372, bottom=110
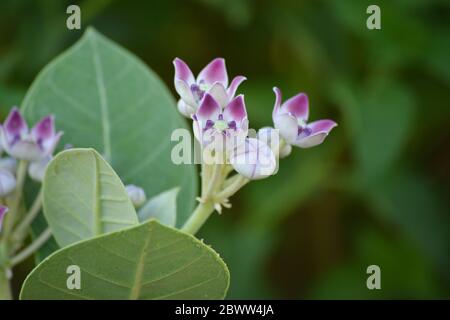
left=21, top=28, right=197, bottom=227
left=43, top=148, right=138, bottom=247
left=20, top=220, right=230, bottom=300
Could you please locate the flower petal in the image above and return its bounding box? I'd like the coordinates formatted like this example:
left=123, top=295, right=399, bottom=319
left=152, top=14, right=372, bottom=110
left=223, top=95, right=247, bottom=124
left=292, top=132, right=329, bottom=148
left=207, top=82, right=229, bottom=109
left=0, top=205, right=8, bottom=232
left=5, top=140, right=42, bottom=161
left=175, top=79, right=196, bottom=107
left=28, top=155, right=51, bottom=182
left=177, top=99, right=196, bottom=118
left=282, top=93, right=309, bottom=120
left=41, top=131, right=63, bottom=156
left=0, top=157, right=17, bottom=173
left=308, top=119, right=338, bottom=135
left=3, top=107, right=28, bottom=143
left=197, top=58, right=228, bottom=87
left=196, top=93, right=221, bottom=124
left=0, top=169, right=16, bottom=197
left=273, top=113, right=298, bottom=144
left=31, top=115, right=55, bottom=142
left=173, top=58, right=195, bottom=84
left=272, top=87, right=282, bottom=119
left=257, top=127, right=281, bottom=156
left=230, top=138, right=277, bottom=180
left=227, top=76, right=246, bottom=98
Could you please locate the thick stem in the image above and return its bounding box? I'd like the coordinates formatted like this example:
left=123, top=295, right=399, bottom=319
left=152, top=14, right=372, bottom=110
left=203, top=163, right=223, bottom=201
left=0, top=268, right=12, bottom=300
left=200, top=163, right=212, bottom=198
left=181, top=201, right=215, bottom=235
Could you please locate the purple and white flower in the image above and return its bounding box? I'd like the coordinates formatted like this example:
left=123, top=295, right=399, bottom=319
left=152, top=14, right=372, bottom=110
left=193, top=93, right=248, bottom=153
left=0, top=169, right=16, bottom=197
left=0, top=205, right=8, bottom=232
left=28, top=155, right=52, bottom=182
left=272, top=88, right=337, bottom=148
left=257, top=127, right=292, bottom=159
left=230, top=137, right=277, bottom=180
left=0, top=157, right=17, bottom=173
left=173, top=57, right=246, bottom=117
left=0, top=107, right=63, bottom=161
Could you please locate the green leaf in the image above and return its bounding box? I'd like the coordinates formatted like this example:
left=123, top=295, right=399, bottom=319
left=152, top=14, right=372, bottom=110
left=21, top=27, right=197, bottom=229
left=43, top=148, right=138, bottom=247
left=20, top=220, right=230, bottom=300
left=331, top=79, right=415, bottom=181
left=138, top=187, right=178, bottom=227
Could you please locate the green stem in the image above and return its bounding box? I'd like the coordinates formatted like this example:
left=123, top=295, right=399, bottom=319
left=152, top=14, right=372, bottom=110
left=0, top=268, right=12, bottom=300
left=200, top=163, right=212, bottom=198
left=215, top=175, right=249, bottom=200
left=203, top=163, right=223, bottom=201
left=10, top=228, right=52, bottom=267
left=1, top=160, right=28, bottom=243
left=12, top=188, right=43, bottom=243
left=181, top=201, right=215, bottom=235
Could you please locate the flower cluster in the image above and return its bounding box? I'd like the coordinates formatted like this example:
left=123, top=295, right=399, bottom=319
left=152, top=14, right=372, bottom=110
left=173, top=57, right=337, bottom=180
left=0, top=108, right=63, bottom=197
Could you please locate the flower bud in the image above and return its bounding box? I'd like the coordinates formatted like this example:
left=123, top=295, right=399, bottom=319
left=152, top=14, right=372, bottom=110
left=0, top=205, right=8, bottom=232
left=125, top=185, right=147, bottom=207
left=230, top=138, right=277, bottom=180
left=0, top=169, right=16, bottom=197
left=0, top=157, right=17, bottom=173
left=28, top=156, right=52, bottom=182
left=257, top=127, right=280, bottom=155
left=279, top=144, right=292, bottom=158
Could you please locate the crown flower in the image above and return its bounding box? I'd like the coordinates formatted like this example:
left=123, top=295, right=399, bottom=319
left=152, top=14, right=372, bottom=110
left=173, top=57, right=246, bottom=117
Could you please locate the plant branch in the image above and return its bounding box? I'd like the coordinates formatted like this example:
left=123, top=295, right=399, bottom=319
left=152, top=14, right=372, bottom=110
left=215, top=175, right=249, bottom=200
left=12, top=188, right=43, bottom=243
left=10, top=228, right=52, bottom=267
left=0, top=268, right=12, bottom=300
left=1, top=160, right=28, bottom=243
left=181, top=201, right=215, bottom=235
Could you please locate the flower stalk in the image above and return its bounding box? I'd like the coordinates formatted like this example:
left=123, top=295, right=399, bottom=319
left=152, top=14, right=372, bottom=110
left=0, top=267, right=12, bottom=300
left=12, top=188, right=43, bottom=244
left=1, top=160, right=28, bottom=244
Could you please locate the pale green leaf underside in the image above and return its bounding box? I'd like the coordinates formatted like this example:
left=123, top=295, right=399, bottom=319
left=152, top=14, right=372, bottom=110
left=22, top=28, right=197, bottom=229
left=138, top=187, right=178, bottom=227
left=20, top=220, right=229, bottom=300
left=43, top=148, right=138, bottom=247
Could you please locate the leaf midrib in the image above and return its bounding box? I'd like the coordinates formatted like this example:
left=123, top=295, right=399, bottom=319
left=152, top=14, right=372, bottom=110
left=129, top=224, right=152, bottom=299
left=90, top=34, right=112, bottom=163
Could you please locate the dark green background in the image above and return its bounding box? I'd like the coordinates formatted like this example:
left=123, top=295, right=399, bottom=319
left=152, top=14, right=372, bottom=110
left=1, top=0, right=449, bottom=299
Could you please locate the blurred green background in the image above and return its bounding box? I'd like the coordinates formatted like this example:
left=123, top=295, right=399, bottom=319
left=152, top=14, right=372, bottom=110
left=1, top=0, right=449, bottom=299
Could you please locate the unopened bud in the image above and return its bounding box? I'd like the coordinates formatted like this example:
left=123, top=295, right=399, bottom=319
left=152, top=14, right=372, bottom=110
left=279, top=144, right=292, bottom=158
left=0, top=169, right=16, bottom=197
left=125, top=185, right=147, bottom=207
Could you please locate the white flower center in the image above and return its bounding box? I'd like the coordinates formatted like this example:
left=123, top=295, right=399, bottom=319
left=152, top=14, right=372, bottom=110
left=213, top=120, right=228, bottom=132
left=199, top=83, right=210, bottom=91
left=297, top=118, right=307, bottom=128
